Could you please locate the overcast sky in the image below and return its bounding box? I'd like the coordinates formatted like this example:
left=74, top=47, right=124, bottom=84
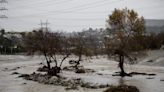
left=0, top=0, right=164, bottom=32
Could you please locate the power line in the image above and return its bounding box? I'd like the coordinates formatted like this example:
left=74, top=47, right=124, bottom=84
left=51, top=25, right=104, bottom=27
left=3, top=17, right=104, bottom=28
left=49, top=18, right=106, bottom=20
left=11, top=0, right=114, bottom=18
left=10, top=11, right=110, bottom=19
left=11, top=0, right=102, bottom=11
left=3, top=0, right=164, bottom=31
left=0, top=0, right=7, bottom=3
left=11, top=0, right=120, bottom=18
left=0, top=7, right=7, bottom=10
left=11, top=0, right=75, bottom=10
left=18, top=0, right=72, bottom=7
left=11, top=0, right=164, bottom=19
left=10, top=16, right=108, bottom=20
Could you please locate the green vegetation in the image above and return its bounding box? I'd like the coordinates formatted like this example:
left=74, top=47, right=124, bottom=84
left=105, top=8, right=146, bottom=76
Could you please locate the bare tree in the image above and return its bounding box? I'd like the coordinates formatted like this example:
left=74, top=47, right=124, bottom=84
left=69, top=32, right=86, bottom=69
left=24, top=29, right=70, bottom=76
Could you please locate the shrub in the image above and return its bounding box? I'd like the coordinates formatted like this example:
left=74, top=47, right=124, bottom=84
left=103, top=85, right=139, bottom=92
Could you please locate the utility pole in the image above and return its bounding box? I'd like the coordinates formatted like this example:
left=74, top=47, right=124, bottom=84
left=0, top=0, right=8, bottom=19
left=39, top=20, right=43, bottom=29
left=0, top=0, right=8, bottom=54
left=0, top=0, right=8, bottom=29
left=38, top=20, right=50, bottom=31
left=45, top=20, right=49, bottom=31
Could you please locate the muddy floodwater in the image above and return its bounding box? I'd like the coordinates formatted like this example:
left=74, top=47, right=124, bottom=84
left=0, top=54, right=164, bottom=92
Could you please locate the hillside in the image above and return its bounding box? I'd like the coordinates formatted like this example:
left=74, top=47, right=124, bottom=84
left=145, top=19, right=164, bottom=27
left=145, top=19, right=164, bottom=33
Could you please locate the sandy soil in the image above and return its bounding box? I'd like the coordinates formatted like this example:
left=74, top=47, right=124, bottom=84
left=0, top=51, right=164, bottom=92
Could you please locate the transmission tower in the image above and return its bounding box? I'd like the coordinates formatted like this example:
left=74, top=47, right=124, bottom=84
left=0, top=0, right=8, bottom=29
left=39, top=20, right=50, bottom=31
left=0, top=0, right=8, bottom=19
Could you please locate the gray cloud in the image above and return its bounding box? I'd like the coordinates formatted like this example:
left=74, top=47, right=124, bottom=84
left=0, top=0, right=164, bottom=32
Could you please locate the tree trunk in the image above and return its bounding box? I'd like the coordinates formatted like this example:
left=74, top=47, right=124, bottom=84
left=59, top=54, right=69, bottom=67
left=44, top=53, right=51, bottom=70
left=75, top=54, right=81, bottom=69
left=119, top=54, right=125, bottom=77
left=75, top=60, right=80, bottom=69
left=47, top=61, right=51, bottom=70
